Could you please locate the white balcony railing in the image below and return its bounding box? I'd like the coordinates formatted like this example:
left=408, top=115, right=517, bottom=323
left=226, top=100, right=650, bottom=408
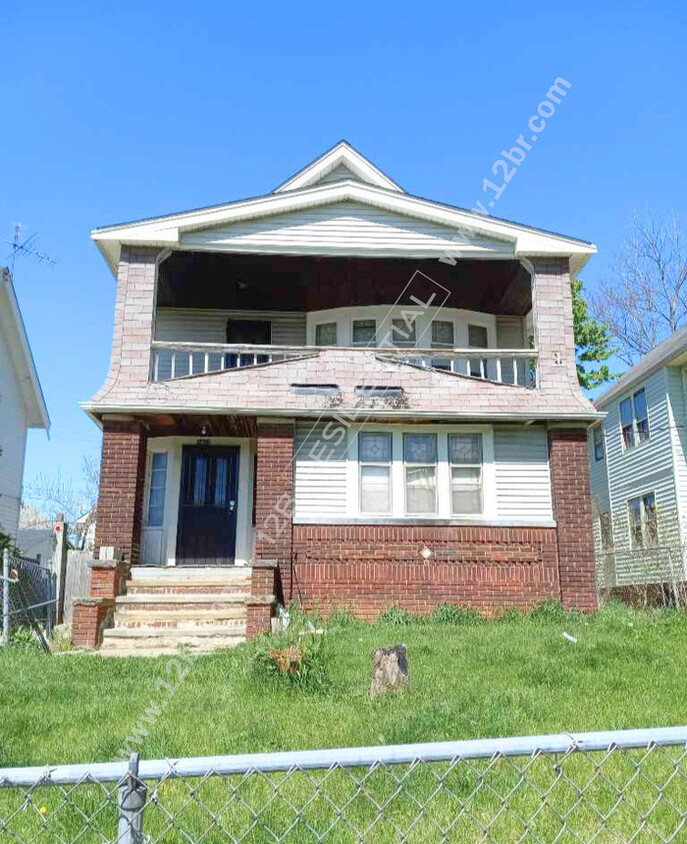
left=150, top=342, right=538, bottom=388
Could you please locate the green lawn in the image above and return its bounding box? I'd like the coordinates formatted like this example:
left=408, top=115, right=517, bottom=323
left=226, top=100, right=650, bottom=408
left=2, top=602, right=687, bottom=767
left=2, top=603, right=687, bottom=843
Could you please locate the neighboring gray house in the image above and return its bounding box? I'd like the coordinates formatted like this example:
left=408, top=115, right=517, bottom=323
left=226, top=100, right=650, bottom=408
left=590, top=327, right=687, bottom=588
left=0, top=268, right=50, bottom=544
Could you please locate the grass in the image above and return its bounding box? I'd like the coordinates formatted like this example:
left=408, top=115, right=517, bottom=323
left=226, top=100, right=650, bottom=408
left=1, top=602, right=687, bottom=842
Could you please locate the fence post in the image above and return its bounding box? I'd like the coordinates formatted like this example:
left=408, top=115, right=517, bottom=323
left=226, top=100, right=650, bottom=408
left=117, top=753, right=146, bottom=844
left=2, top=548, right=9, bottom=647
left=52, top=515, right=68, bottom=624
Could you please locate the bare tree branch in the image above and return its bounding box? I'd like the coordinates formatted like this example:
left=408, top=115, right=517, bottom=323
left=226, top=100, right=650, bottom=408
left=592, top=210, right=687, bottom=365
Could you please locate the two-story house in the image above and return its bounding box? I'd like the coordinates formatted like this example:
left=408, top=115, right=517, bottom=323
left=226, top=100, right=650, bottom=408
left=74, top=142, right=600, bottom=654
left=589, top=326, right=687, bottom=594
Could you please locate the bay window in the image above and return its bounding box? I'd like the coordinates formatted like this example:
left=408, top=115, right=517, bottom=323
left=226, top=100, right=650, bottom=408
left=359, top=433, right=392, bottom=514
left=404, top=434, right=438, bottom=515
left=449, top=434, right=483, bottom=514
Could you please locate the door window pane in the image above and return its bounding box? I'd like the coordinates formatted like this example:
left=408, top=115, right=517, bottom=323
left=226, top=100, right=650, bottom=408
left=359, top=432, right=392, bottom=514
left=192, top=457, right=208, bottom=506
left=315, top=323, right=338, bottom=346
left=352, top=319, right=377, bottom=346
left=147, top=453, right=168, bottom=527
left=214, top=457, right=228, bottom=507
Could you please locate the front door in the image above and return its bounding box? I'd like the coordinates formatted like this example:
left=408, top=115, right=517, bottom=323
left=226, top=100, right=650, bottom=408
left=176, top=446, right=239, bottom=565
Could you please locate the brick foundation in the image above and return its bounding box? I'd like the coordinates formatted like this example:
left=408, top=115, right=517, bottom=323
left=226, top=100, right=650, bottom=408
left=71, top=559, right=131, bottom=649
left=291, top=525, right=561, bottom=619
left=246, top=561, right=279, bottom=639
left=94, top=420, right=147, bottom=563
left=548, top=429, right=597, bottom=612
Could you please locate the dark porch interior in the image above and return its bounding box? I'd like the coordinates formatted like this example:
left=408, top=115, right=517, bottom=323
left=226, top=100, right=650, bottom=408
left=157, top=252, right=532, bottom=316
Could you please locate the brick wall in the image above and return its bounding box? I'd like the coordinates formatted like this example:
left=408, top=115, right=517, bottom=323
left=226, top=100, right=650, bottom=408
left=254, top=420, right=294, bottom=594
left=291, top=525, right=561, bottom=618
left=548, top=429, right=597, bottom=611
left=94, top=420, right=147, bottom=563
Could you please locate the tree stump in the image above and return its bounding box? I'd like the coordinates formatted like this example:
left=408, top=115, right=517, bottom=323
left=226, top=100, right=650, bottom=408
left=370, top=644, right=409, bottom=698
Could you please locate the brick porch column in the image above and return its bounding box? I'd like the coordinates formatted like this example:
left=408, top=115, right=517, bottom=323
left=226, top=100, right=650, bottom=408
left=94, top=418, right=147, bottom=564
left=254, top=418, right=294, bottom=602
left=549, top=428, right=597, bottom=612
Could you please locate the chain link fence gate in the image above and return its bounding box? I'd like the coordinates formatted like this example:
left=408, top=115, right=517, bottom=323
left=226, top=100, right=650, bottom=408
left=1, top=726, right=687, bottom=842
left=1, top=548, right=56, bottom=648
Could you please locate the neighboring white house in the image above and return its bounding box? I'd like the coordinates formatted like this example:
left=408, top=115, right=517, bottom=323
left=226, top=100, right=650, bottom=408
left=589, top=326, right=687, bottom=588
left=0, top=267, right=50, bottom=543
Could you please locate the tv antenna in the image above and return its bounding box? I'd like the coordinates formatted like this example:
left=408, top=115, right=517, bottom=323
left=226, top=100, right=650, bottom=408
left=2, top=224, right=58, bottom=274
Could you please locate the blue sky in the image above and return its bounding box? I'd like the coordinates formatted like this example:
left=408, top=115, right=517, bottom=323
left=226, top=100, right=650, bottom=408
left=2, top=0, right=686, bottom=496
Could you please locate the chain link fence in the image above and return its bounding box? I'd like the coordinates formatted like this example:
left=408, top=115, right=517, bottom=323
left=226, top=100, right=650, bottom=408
left=1, top=727, right=687, bottom=842
left=1, top=549, right=56, bottom=647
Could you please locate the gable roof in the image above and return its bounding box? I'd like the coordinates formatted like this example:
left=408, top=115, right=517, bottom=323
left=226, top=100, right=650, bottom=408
left=595, top=325, right=687, bottom=409
left=92, top=142, right=597, bottom=276
left=273, top=140, right=405, bottom=193
left=0, top=267, right=50, bottom=430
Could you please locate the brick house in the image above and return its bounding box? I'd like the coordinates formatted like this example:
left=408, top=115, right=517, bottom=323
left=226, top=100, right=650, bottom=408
left=74, top=142, right=601, bottom=653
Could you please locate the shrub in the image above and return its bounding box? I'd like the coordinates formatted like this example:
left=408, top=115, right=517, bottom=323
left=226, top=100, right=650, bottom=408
left=378, top=605, right=415, bottom=626
left=429, top=603, right=483, bottom=626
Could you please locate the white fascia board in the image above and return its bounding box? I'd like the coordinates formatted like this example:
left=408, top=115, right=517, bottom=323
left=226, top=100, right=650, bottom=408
left=273, top=141, right=405, bottom=194
left=92, top=181, right=595, bottom=269
left=0, top=270, right=50, bottom=430
left=81, top=401, right=603, bottom=424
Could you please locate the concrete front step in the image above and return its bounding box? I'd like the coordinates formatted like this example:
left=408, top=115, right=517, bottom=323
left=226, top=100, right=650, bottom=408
left=126, top=582, right=250, bottom=595
left=115, top=608, right=246, bottom=631
left=129, top=566, right=250, bottom=582
left=101, top=627, right=246, bottom=651
left=117, top=593, right=250, bottom=607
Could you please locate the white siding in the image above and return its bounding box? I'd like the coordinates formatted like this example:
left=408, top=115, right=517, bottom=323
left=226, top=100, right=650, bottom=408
left=294, top=423, right=348, bottom=519
left=155, top=309, right=307, bottom=346
left=0, top=327, right=29, bottom=541
left=180, top=201, right=507, bottom=256
left=600, top=368, right=681, bottom=584
left=493, top=427, right=553, bottom=521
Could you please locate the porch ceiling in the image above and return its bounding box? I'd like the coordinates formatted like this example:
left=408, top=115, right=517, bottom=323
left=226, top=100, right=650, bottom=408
left=133, top=413, right=257, bottom=439
left=157, top=253, right=532, bottom=316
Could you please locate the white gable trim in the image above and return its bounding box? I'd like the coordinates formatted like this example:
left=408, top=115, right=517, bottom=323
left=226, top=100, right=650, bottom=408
left=93, top=180, right=596, bottom=273
left=0, top=268, right=50, bottom=430
left=273, top=141, right=405, bottom=194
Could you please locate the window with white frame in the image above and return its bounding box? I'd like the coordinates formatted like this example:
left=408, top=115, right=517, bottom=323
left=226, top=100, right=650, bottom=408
left=404, top=434, right=438, bottom=515
left=593, top=426, right=605, bottom=461
left=358, top=432, right=392, bottom=514
left=627, top=491, right=658, bottom=549
left=352, top=319, right=377, bottom=346
left=449, top=434, right=483, bottom=514
left=390, top=318, right=416, bottom=348
left=620, top=388, right=649, bottom=450
left=315, top=322, right=337, bottom=346
left=431, top=320, right=454, bottom=371
left=146, top=453, right=168, bottom=527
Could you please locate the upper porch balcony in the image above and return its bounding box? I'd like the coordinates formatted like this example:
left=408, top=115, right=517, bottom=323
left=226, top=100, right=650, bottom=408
left=150, top=252, right=537, bottom=389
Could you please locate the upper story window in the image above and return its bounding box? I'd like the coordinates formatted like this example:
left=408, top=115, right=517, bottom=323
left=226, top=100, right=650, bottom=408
left=593, top=426, right=605, bottom=461
left=391, top=318, right=417, bottom=348
left=431, top=320, right=454, bottom=348
left=359, top=432, right=392, bottom=514
left=352, top=319, right=377, bottom=346
left=315, top=323, right=337, bottom=346
left=627, top=491, right=657, bottom=548
left=620, top=387, right=649, bottom=451
left=468, top=324, right=489, bottom=378
left=449, top=434, right=483, bottom=515
left=404, top=434, right=438, bottom=515
left=146, top=453, right=168, bottom=527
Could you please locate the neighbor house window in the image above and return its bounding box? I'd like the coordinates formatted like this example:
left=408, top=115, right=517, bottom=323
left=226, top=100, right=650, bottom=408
left=620, top=388, right=650, bottom=450
left=449, top=434, right=483, bottom=514
left=599, top=512, right=613, bottom=550
left=404, top=434, right=437, bottom=515
left=390, top=318, right=416, bottom=348
left=593, top=426, right=605, bottom=461
left=431, top=320, right=454, bottom=371
left=352, top=319, right=377, bottom=346
left=315, top=323, right=337, bottom=346
left=146, top=453, right=168, bottom=527
left=628, top=492, right=658, bottom=549
left=468, top=324, right=489, bottom=378
left=359, top=433, right=392, bottom=514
